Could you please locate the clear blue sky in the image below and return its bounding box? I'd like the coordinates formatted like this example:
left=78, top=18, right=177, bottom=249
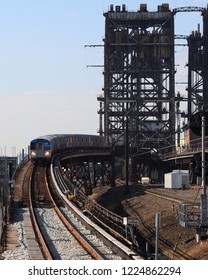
left=0, top=0, right=206, bottom=156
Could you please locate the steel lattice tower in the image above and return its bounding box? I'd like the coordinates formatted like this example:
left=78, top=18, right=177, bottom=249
left=98, top=4, right=175, bottom=154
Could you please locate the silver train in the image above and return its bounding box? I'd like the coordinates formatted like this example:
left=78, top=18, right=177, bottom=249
left=29, top=134, right=106, bottom=162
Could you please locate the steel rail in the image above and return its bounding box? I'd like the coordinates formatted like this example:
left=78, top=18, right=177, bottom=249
left=45, top=167, right=104, bottom=260
left=28, top=167, right=53, bottom=260
left=51, top=162, right=141, bottom=260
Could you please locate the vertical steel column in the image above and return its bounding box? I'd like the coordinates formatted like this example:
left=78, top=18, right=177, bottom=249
left=201, top=112, right=207, bottom=228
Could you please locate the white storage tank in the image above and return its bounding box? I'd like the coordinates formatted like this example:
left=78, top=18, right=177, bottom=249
left=164, top=170, right=189, bottom=189
left=141, top=177, right=150, bottom=185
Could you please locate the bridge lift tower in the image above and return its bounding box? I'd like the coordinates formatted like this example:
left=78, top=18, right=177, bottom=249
left=98, top=4, right=175, bottom=157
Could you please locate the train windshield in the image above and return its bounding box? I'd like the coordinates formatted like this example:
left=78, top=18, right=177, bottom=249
left=37, top=142, right=43, bottom=150
left=44, top=141, right=51, bottom=150
left=30, top=142, right=36, bottom=150
left=30, top=139, right=51, bottom=150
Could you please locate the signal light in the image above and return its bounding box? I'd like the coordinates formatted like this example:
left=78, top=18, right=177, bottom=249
left=73, top=169, right=77, bottom=183
left=193, top=152, right=208, bottom=176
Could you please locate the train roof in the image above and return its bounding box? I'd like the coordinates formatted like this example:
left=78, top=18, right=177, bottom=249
left=30, top=138, right=51, bottom=143
left=30, top=134, right=103, bottom=143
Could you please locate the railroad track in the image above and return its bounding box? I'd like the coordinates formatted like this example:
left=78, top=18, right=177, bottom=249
left=3, top=159, right=140, bottom=260
left=50, top=163, right=141, bottom=260
left=4, top=158, right=199, bottom=260
left=28, top=165, right=53, bottom=259
left=122, top=185, right=199, bottom=260
left=124, top=200, right=194, bottom=260
left=29, top=163, right=128, bottom=260
left=143, top=187, right=200, bottom=204
left=52, top=162, right=197, bottom=260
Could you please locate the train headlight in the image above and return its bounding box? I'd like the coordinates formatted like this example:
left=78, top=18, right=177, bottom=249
left=31, top=151, right=36, bottom=156
left=45, top=151, right=50, bottom=156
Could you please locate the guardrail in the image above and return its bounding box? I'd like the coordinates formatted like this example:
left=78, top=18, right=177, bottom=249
left=12, top=155, right=30, bottom=180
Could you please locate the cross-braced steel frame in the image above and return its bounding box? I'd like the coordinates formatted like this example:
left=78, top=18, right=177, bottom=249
left=99, top=4, right=175, bottom=154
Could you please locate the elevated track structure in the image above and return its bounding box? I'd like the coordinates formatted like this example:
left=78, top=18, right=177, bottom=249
left=57, top=148, right=115, bottom=195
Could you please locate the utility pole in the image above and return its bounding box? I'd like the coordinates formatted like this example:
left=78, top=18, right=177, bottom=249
left=155, top=212, right=160, bottom=260
left=179, top=111, right=208, bottom=240
left=200, top=112, right=207, bottom=237
left=125, top=118, right=129, bottom=193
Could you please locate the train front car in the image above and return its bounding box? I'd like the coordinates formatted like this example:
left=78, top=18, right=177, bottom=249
left=29, top=137, right=52, bottom=163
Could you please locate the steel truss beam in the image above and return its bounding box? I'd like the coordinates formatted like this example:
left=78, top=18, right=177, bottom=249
left=61, top=157, right=114, bottom=195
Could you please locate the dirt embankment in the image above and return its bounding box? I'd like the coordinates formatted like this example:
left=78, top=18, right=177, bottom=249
left=90, top=184, right=208, bottom=260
